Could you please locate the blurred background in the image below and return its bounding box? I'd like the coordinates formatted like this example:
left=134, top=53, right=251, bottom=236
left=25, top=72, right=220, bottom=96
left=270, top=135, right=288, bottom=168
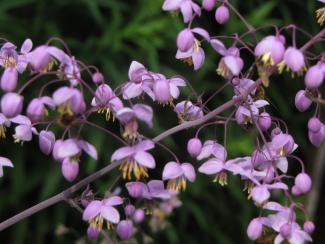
left=0, top=0, right=324, bottom=243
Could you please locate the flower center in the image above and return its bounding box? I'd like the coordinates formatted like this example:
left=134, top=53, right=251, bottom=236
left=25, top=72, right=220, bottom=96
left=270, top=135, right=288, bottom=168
left=167, top=176, right=187, bottom=192
left=119, top=159, right=149, bottom=180
left=213, top=171, right=228, bottom=186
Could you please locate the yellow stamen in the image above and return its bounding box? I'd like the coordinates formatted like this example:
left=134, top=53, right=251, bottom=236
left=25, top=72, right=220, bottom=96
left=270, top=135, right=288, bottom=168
left=167, top=177, right=187, bottom=192
left=0, top=126, right=6, bottom=138
left=316, top=8, right=325, bottom=25
left=119, top=160, right=149, bottom=180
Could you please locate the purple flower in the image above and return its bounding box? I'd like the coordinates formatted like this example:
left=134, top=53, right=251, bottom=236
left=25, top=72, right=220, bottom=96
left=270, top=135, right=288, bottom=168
left=211, top=40, right=243, bottom=78
left=121, top=61, right=154, bottom=99
left=305, top=63, right=324, bottom=89
left=91, top=84, right=123, bottom=119
left=251, top=182, right=288, bottom=205
left=254, top=35, right=285, bottom=65
left=258, top=112, right=272, bottom=131
left=187, top=138, right=202, bottom=157
left=39, top=130, right=55, bottom=155
left=11, top=115, right=36, bottom=144
left=174, top=100, right=203, bottom=121
left=61, top=157, right=79, bottom=182
left=82, top=196, right=123, bottom=232
left=53, top=86, right=86, bottom=115
left=247, top=218, right=263, bottom=241
left=197, top=140, right=227, bottom=161
left=1, top=67, right=18, bottom=92
left=57, top=139, right=98, bottom=160
left=275, top=222, right=312, bottom=244
left=117, top=220, right=133, bottom=241
left=278, top=47, right=305, bottom=75
left=27, top=96, right=55, bottom=122
left=1, top=92, right=24, bottom=118
left=202, top=0, right=216, bottom=11
left=235, top=99, right=269, bottom=125
left=0, top=156, right=13, bottom=177
left=215, top=5, right=229, bottom=24
left=26, top=45, right=52, bottom=72
left=176, top=28, right=209, bottom=70
left=292, top=173, right=312, bottom=195
left=153, top=77, right=186, bottom=104
left=295, top=90, right=312, bottom=112
left=116, top=105, right=153, bottom=139
left=162, top=162, right=196, bottom=191
left=111, top=140, right=155, bottom=180
left=162, top=0, right=201, bottom=23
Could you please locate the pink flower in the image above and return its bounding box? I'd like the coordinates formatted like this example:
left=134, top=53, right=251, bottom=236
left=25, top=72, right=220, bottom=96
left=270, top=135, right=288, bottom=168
left=163, top=162, right=196, bottom=191
left=162, top=0, right=201, bottom=23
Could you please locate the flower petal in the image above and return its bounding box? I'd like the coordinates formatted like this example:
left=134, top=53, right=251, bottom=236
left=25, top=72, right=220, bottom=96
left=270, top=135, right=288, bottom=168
left=181, top=163, right=196, bottom=182
left=198, top=159, right=223, bottom=175
left=162, top=161, right=183, bottom=180
left=111, top=146, right=134, bottom=162
left=134, top=151, right=156, bottom=168
left=101, top=205, right=120, bottom=224
left=82, top=200, right=102, bottom=220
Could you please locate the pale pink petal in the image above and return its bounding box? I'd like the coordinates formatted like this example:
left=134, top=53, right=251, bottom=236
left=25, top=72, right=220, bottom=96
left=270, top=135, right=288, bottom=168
left=122, top=83, right=143, bottom=99
left=78, top=140, right=98, bottom=160
left=162, top=161, right=183, bottom=180
left=128, top=61, right=145, bottom=80
left=198, top=159, right=223, bottom=175
left=210, top=39, right=227, bottom=56
left=100, top=206, right=120, bottom=224
left=82, top=200, right=102, bottom=220
left=192, top=28, right=210, bottom=41
left=252, top=185, right=270, bottom=204
left=111, top=146, right=134, bottom=162
left=133, top=104, right=153, bottom=127
left=57, top=139, right=81, bottom=158
left=103, top=196, right=123, bottom=206
left=181, top=163, right=196, bottom=182
left=192, top=48, right=205, bottom=70
left=135, top=140, right=154, bottom=151
left=134, top=151, right=155, bottom=168
left=180, top=1, right=193, bottom=23
left=162, top=0, right=182, bottom=10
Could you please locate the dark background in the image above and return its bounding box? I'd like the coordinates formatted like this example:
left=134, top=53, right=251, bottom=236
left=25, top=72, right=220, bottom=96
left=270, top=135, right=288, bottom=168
left=0, top=0, right=324, bottom=243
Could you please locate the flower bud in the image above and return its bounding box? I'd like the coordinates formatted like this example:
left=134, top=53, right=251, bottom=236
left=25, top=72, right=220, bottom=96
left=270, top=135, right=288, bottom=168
left=177, top=29, right=194, bottom=52
left=39, top=130, right=55, bottom=155
left=117, top=220, right=133, bottom=241
left=280, top=223, right=292, bottom=239
left=87, top=226, right=100, bottom=240
left=1, top=67, right=18, bottom=92
left=294, top=173, right=312, bottom=194
left=291, top=185, right=301, bottom=196
left=202, top=0, right=216, bottom=11
left=133, top=208, right=145, bottom=223
left=247, top=218, right=263, bottom=241
left=126, top=182, right=146, bottom=198
left=92, top=72, right=104, bottom=84
left=305, top=65, right=324, bottom=89
left=303, top=221, right=315, bottom=234
left=215, top=6, right=230, bottom=24
left=258, top=112, right=271, bottom=131
left=153, top=79, right=171, bottom=103
left=14, top=125, right=33, bottom=142
left=124, top=204, right=135, bottom=216
left=271, top=127, right=281, bottom=138
left=308, top=117, right=321, bottom=133
left=187, top=138, right=202, bottom=157
left=27, top=98, right=45, bottom=122
left=309, top=125, right=325, bottom=147
left=284, top=47, right=305, bottom=72
left=295, top=90, right=312, bottom=112
left=1, top=92, right=23, bottom=118
left=61, top=158, right=79, bottom=182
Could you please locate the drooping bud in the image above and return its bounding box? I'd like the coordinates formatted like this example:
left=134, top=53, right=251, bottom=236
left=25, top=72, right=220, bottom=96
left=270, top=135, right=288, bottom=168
left=303, top=221, right=315, bottom=234
left=133, top=208, right=145, bottom=223
left=39, top=130, right=55, bottom=155
left=177, top=29, right=194, bottom=52
left=280, top=223, right=292, bottom=239
left=309, top=124, right=325, bottom=147
left=308, top=117, right=321, bottom=133
left=125, top=182, right=146, bottom=198
left=124, top=204, right=136, bottom=216
left=87, top=226, right=100, bottom=240
left=202, top=0, right=216, bottom=11
left=291, top=185, right=301, bottom=196
left=1, top=92, right=23, bottom=118
left=295, top=90, right=312, bottom=112
left=305, top=65, right=324, bottom=89
left=1, top=67, right=18, bottom=92
left=258, top=112, right=272, bottom=131
left=61, top=158, right=79, bottom=182
left=187, top=138, right=202, bottom=157
left=294, top=173, right=312, bottom=194
left=247, top=218, right=263, bottom=241
left=153, top=79, right=171, bottom=103
left=117, top=220, right=133, bottom=241
left=283, top=47, right=305, bottom=72
left=215, top=5, right=230, bottom=24
left=92, top=71, right=104, bottom=84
